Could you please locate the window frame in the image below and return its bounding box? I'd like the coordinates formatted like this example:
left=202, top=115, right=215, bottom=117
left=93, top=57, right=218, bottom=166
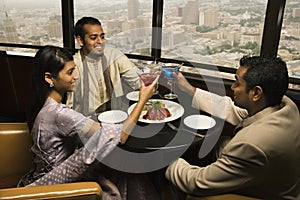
left=0, top=0, right=299, bottom=85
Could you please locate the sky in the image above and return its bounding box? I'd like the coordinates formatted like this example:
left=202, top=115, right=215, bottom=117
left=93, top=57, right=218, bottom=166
left=1, top=0, right=56, bottom=9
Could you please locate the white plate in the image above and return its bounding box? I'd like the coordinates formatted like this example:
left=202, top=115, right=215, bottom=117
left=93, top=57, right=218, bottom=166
left=98, top=110, right=128, bottom=123
left=127, top=99, right=184, bottom=123
left=126, top=91, right=139, bottom=101
left=184, top=115, right=216, bottom=130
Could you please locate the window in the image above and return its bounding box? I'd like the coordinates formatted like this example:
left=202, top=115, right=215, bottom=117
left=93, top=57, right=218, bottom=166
left=279, top=0, right=300, bottom=82
left=162, top=0, right=268, bottom=69
left=0, top=0, right=299, bottom=85
left=74, top=0, right=153, bottom=56
left=0, top=0, right=62, bottom=54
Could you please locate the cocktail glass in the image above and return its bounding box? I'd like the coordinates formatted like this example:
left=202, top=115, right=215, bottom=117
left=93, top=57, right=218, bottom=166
left=138, top=71, right=158, bottom=86
left=137, top=63, right=161, bottom=93
left=162, top=67, right=178, bottom=99
left=148, top=63, right=162, bottom=94
left=137, top=65, right=159, bottom=105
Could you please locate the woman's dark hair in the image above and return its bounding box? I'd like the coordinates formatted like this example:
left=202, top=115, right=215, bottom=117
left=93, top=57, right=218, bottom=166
left=240, top=55, right=289, bottom=106
left=74, top=16, right=102, bottom=39
left=28, top=45, right=73, bottom=130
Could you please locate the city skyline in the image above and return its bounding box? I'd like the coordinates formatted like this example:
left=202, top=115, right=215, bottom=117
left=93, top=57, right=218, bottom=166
left=0, top=0, right=300, bottom=81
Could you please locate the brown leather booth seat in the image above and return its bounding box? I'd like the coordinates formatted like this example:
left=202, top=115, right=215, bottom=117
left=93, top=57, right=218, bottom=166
left=0, top=122, right=33, bottom=188
left=0, top=123, right=102, bottom=200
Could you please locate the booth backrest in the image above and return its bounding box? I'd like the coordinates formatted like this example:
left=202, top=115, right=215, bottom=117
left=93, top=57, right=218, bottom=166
left=0, top=122, right=33, bottom=188
left=0, top=122, right=103, bottom=200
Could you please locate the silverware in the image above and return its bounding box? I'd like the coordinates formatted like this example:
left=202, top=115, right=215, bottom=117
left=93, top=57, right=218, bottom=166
left=166, top=122, right=205, bottom=138
left=184, top=129, right=205, bottom=138
left=167, top=122, right=179, bottom=131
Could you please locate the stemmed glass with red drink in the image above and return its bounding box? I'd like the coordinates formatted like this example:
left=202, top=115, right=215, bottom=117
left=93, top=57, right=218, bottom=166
left=137, top=63, right=161, bottom=94
left=138, top=72, right=157, bottom=86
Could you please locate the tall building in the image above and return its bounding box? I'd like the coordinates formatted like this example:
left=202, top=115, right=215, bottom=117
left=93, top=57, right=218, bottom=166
left=128, top=0, right=141, bottom=20
left=3, top=11, right=18, bottom=43
left=47, top=16, right=62, bottom=38
left=182, top=0, right=199, bottom=25
left=122, top=16, right=151, bottom=42
left=162, top=30, right=191, bottom=50
left=292, top=8, right=300, bottom=18
left=199, top=7, right=219, bottom=27
left=178, top=7, right=183, bottom=17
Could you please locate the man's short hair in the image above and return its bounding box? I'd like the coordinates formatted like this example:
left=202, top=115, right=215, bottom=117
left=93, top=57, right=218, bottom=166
left=240, top=55, right=288, bottom=106
left=74, top=17, right=102, bottom=39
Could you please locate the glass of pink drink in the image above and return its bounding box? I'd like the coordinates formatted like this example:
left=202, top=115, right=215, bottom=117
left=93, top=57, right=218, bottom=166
left=139, top=72, right=157, bottom=86
left=137, top=63, right=161, bottom=99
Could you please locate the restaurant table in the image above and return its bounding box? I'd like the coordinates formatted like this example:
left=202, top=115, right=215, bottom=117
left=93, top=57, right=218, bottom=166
left=95, top=92, right=224, bottom=169
left=94, top=91, right=224, bottom=199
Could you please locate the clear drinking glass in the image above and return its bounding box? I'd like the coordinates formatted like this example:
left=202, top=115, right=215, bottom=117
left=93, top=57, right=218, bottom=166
left=137, top=70, right=158, bottom=86
left=148, top=62, right=162, bottom=94
left=162, top=67, right=178, bottom=99
left=137, top=62, right=161, bottom=93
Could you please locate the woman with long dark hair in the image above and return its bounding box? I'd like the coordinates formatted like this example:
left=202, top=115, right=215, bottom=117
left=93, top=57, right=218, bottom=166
left=19, top=45, right=158, bottom=200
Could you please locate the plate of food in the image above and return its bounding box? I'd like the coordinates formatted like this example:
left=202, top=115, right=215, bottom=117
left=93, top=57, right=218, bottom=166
left=98, top=110, right=128, bottom=124
left=127, top=99, right=184, bottom=123
left=126, top=91, right=139, bottom=101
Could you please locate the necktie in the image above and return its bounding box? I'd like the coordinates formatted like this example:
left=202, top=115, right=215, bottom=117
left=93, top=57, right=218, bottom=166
left=101, top=55, right=115, bottom=99
left=81, top=51, right=90, bottom=116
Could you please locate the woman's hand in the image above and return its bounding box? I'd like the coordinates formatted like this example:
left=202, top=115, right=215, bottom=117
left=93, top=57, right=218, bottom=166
left=120, top=74, right=160, bottom=144
left=138, top=74, right=160, bottom=104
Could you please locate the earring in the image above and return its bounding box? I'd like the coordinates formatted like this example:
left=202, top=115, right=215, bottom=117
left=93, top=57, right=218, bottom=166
left=49, top=82, right=54, bottom=87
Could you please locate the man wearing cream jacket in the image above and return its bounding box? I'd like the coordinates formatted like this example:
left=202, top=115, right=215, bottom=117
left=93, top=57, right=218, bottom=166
left=166, top=56, right=300, bottom=200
